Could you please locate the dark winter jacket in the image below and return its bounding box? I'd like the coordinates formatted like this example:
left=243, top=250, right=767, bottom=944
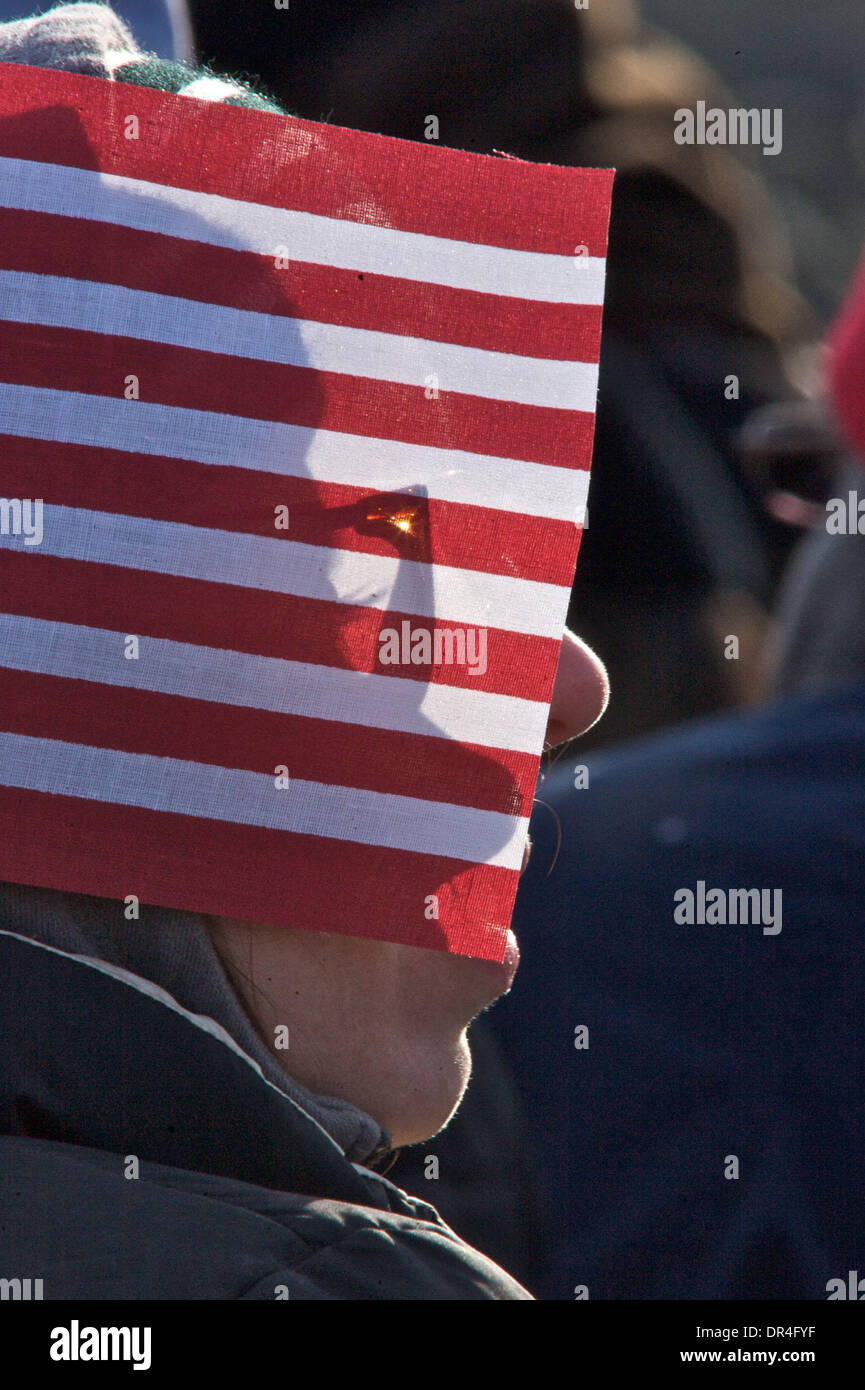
left=0, top=926, right=530, bottom=1299
left=496, top=679, right=865, bottom=1299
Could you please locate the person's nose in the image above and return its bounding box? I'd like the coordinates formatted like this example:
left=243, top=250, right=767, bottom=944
left=544, top=628, right=609, bottom=748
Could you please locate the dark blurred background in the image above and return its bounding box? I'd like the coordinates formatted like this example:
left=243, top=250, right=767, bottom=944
left=644, top=0, right=865, bottom=321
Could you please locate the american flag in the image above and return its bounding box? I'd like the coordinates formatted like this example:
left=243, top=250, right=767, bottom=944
left=0, top=63, right=612, bottom=962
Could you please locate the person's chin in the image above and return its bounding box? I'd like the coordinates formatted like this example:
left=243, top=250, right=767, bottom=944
left=449, top=928, right=521, bottom=1018
left=388, top=1031, right=473, bottom=1147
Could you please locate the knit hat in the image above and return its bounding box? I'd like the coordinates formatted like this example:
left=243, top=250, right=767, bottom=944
left=0, top=1, right=282, bottom=109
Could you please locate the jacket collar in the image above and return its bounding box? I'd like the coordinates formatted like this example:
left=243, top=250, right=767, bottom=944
left=0, top=927, right=392, bottom=1210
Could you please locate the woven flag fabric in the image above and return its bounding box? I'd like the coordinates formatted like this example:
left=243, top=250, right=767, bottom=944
left=0, top=62, right=613, bottom=962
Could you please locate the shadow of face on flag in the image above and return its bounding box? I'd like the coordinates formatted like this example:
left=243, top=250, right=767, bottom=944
left=0, top=92, right=556, bottom=961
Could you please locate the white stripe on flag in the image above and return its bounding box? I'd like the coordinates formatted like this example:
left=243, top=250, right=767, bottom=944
left=0, top=730, right=528, bottom=867
left=0, top=505, right=571, bottom=637
left=0, top=156, right=607, bottom=305
left=0, top=385, right=590, bottom=524
left=0, top=613, right=549, bottom=751
left=0, top=271, right=600, bottom=411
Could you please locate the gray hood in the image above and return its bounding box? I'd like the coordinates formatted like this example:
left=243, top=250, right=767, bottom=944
left=0, top=880, right=386, bottom=1162
left=770, top=460, right=865, bottom=699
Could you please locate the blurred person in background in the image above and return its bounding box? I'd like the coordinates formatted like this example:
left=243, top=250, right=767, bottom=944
left=642, top=0, right=865, bottom=324
left=496, top=246, right=865, bottom=1297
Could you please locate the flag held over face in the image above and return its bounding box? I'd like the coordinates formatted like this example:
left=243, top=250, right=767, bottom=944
left=0, top=63, right=613, bottom=962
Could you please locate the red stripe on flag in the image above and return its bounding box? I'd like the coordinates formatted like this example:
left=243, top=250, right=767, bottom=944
left=0, top=435, right=581, bottom=586
left=0, top=320, right=596, bottom=470
left=0, top=785, right=517, bottom=960
left=0, top=64, right=614, bottom=258
left=0, top=207, right=604, bottom=363
left=0, top=667, right=538, bottom=815
left=0, top=550, right=563, bottom=700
